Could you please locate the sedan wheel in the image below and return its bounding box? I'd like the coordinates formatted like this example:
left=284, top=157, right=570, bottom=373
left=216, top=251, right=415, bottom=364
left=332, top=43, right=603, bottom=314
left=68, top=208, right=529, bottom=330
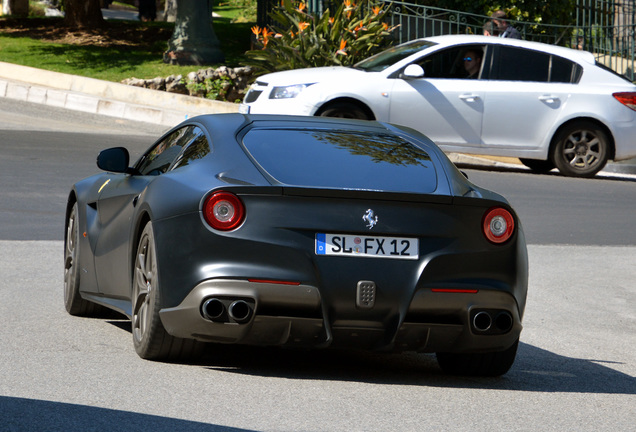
left=552, top=122, right=609, bottom=177
left=132, top=222, right=202, bottom=360
left=318, top=102, right=371, bottom=120
left=64, top=202, right=100, bottom=316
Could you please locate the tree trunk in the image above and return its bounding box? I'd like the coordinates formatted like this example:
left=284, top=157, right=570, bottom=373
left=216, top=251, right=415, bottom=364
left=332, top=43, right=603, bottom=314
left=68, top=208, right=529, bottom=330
left=163, top=0, right=177, bottom=22
left=63, top=0, right=104, bottom=28
left=163, top=0, right=224, bottom=65
left=2, top=0, right=29, bottom=16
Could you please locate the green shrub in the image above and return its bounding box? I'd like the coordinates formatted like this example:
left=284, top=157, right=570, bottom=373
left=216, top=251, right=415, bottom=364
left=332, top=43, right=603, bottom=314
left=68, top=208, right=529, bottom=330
left=244, top=0, right=397, bottom=74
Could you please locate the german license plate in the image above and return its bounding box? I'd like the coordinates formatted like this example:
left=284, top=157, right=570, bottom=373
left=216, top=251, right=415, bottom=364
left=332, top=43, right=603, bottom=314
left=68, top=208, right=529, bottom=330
left=315, top=233, right=419, bottom=260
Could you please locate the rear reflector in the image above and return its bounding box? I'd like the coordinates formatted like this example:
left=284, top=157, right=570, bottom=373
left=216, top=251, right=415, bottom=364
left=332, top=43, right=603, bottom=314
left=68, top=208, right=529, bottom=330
left=431, top=288, right=479, bottom=294
left=248, top=279, right=301, bottom=286
left=613, top=92, right=636, bottom=111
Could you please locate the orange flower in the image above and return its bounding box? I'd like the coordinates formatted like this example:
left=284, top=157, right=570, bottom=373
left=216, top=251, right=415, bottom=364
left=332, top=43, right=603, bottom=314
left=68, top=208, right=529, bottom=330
left=372, top=6, right=381, bottom=15
left=297, top=2, right=306, bottom=12
left=261, top=28, right=274, bottom=48
left=251, top=25, right=261, bottom=37
left=298, top=21, right=310, bottom=32
left=329, top=17, right=335, bottom=25
left=382, top=22, right=389, bottom=31
left=336, top=39, right=347, bottom=55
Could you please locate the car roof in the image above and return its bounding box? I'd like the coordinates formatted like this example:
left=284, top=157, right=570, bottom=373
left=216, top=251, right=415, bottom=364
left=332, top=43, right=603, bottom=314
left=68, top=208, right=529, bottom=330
left=423, top=34, right=597, bottom=65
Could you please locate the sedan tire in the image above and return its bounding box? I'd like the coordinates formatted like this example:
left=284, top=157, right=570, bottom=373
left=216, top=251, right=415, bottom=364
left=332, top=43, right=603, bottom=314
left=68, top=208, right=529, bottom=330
left=318, top=102, right=371, bottom=120
left=436, top=339, right=519, bottom=377
left=551, top=121, right=610, bottom=178
left=132, top=222, right=203, bottom=361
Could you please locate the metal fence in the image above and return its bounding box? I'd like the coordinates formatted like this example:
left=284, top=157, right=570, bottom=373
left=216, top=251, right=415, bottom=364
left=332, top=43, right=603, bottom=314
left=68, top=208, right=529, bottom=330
left=267, top=0, right=635, bottom=80
left=382, top=0, right=635, bottom=80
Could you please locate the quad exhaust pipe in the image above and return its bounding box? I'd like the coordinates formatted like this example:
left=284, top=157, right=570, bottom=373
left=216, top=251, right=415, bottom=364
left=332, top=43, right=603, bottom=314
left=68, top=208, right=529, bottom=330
left=471, top=310, right=513, bottom=334
left=201, top=298, right=226, bottom=321
left=228, top=300, right=253, bottom=324
left=201, top=297, right=254, bottom=324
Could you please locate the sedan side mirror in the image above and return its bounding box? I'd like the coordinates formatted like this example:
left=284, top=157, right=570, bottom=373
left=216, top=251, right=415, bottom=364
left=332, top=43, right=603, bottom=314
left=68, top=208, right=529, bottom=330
left=402, top=64, right=425, bottom=79
left=97, top=147, right=130, bottom=173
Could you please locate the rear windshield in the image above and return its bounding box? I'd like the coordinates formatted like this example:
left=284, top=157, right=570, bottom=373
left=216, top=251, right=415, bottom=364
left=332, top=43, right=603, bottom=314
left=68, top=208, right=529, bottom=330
left=242, top=128, right=437, bottom=193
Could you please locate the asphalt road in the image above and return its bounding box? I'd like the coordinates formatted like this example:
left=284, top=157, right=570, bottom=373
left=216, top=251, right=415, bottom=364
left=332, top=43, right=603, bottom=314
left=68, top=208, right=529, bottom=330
left=1, top=99, right=635, bottom=431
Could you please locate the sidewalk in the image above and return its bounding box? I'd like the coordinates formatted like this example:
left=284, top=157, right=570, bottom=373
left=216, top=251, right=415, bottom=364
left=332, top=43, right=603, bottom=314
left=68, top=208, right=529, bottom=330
left=0, top=61, right=239, bottom=127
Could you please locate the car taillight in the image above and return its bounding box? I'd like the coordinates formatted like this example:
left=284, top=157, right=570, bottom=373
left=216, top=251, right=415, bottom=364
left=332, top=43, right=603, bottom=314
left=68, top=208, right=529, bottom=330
left=203, top=191, right=245, bottom=231
left=613, top=92, right=636, bottom=111
left=483, top=207, right=515, bottom=244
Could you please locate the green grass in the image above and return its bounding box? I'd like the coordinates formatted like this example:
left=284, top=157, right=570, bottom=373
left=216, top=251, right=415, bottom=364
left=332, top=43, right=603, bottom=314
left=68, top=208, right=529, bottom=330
left=0, top=15, right=255, bottom=83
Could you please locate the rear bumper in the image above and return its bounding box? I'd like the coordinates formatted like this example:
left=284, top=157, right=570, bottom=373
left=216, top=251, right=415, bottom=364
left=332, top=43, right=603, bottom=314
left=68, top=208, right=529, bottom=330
left=159, top=278, right=522, bottom=354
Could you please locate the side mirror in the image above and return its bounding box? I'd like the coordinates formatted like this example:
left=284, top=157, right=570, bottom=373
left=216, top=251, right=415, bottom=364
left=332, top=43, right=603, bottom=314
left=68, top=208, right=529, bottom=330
left=402, top=64, right=425, bottom=79
left=97, top=147, right=130, bottom=173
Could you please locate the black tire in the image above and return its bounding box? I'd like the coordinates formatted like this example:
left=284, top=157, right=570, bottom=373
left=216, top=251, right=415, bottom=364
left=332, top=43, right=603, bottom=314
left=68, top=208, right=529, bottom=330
left=519, top=158, right=555, bottom=173
left=551, top=121, right=610, bottom=178
left=64, top=202, right=102, bottom=316
left=436, top=339, right=519, bottom=377
left=132, top=222, right=203, bottom=361
left=318, top=102, right=371, bottom=120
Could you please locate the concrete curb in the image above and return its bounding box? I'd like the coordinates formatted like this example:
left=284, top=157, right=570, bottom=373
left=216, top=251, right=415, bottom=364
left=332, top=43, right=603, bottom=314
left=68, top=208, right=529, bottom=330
left=0, top=61, right=239, bottom=127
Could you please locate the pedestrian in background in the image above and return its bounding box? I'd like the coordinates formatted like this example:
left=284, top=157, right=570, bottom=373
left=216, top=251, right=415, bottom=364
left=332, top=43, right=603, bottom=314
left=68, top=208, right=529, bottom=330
left=483, top=20, right=498, bottom=36
left=491, top=10, right=521, bottom=39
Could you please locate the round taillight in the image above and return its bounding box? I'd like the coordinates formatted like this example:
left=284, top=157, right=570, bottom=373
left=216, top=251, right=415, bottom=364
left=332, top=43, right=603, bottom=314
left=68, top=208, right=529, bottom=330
left=483, top=207, right=515, bottom=244
left=203, top=192, right=245, bottom=231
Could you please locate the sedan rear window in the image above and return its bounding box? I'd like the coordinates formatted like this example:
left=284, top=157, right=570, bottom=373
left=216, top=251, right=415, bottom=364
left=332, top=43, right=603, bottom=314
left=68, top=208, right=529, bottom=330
left=242, top=129, right=437, bottom=193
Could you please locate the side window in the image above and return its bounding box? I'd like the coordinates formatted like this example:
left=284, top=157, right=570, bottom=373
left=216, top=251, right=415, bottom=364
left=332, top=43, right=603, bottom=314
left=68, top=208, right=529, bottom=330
left=136, top=126, right=208, bottom=176
left=492, top=46, right=550, bottom=82
left=415, top=45, right=485, bottom=79
left=171, top=130, right=211, bottom=170
left=550, top=56, right=582, bottom=83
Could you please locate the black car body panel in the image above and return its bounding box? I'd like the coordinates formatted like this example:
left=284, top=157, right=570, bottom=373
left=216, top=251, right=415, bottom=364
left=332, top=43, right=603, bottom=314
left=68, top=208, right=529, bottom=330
left=65, top=114, right=528, bottom=371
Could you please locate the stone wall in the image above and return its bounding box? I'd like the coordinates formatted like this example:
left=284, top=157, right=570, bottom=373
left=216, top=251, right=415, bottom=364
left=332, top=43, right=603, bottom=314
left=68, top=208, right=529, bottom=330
left=121, top=66, right=254, bottom=103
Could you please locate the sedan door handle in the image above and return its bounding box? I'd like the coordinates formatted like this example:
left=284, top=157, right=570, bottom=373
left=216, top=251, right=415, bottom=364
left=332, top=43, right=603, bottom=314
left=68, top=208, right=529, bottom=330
left=539, top=95, right=559, bottom=103
left=459, top=94, right=480, bottom=102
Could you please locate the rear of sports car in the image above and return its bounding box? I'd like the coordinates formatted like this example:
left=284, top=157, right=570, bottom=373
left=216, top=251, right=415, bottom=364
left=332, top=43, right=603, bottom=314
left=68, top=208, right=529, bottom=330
left=158, top=119, right=528, bottom=375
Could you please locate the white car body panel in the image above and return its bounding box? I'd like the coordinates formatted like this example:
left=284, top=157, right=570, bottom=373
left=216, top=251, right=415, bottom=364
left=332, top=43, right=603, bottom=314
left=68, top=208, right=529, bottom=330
left=242, top=35, right=636, bottom=167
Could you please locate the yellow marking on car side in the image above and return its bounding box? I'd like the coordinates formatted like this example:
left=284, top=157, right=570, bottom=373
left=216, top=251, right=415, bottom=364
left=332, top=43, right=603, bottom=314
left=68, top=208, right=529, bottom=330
left=98, top=179, right=111, bottom=193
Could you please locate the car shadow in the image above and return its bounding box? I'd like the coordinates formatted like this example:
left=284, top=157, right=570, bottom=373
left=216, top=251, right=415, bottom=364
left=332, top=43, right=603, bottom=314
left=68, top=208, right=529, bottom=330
left=106, top=320, right=635, bottom=394
left=0, top=395, right=254, bottom=432
left=198, top=343, right=636, bottom=395
left=456, top=162, right=636, bottom=182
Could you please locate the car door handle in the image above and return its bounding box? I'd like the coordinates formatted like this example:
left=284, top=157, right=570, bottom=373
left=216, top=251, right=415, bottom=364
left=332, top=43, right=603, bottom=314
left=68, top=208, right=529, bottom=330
left=539, top=95, right=559, bottom=103
left=459, top=94, right=480, bottom=102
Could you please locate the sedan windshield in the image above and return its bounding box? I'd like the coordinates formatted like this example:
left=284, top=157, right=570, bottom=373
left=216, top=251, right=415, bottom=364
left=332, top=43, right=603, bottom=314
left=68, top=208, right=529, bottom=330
left=242, top=128, right=437, bottom=193
left=354, top=40, right=436, bottom=72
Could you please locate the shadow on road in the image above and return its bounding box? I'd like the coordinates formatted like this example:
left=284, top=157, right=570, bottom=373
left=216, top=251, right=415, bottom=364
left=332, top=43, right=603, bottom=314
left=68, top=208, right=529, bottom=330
left=198, top=343, right=636, bottom=395
left=0, top=395, right=253, bottom=432
left=106, top=320, right=635, bottom=395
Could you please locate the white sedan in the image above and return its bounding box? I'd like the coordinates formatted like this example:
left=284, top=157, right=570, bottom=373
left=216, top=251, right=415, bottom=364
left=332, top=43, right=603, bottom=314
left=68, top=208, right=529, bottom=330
left=241, top=35, right=636, bottom=178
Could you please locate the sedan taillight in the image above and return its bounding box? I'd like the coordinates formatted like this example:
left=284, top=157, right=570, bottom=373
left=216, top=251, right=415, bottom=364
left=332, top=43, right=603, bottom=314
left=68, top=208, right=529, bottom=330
left=613, top=92, right=636, bottom=111
left=203, top=191, right=245, bottom=231
left=483, top=207, right=515, bottom=244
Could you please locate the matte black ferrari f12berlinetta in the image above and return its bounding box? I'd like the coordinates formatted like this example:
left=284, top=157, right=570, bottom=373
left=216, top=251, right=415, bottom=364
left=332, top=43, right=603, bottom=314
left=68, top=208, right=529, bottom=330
left=64, top=114, right=528, bottom=376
